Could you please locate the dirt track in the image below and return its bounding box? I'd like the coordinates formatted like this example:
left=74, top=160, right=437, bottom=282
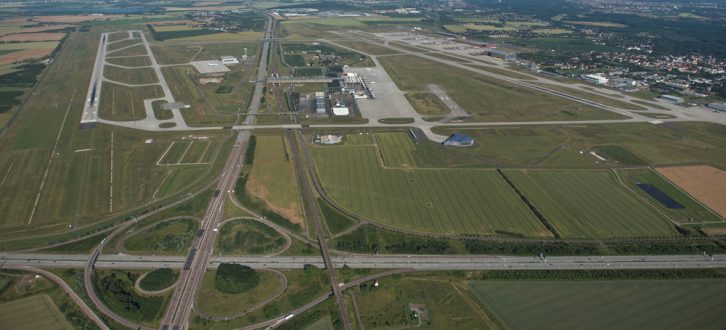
left=657, top=165, right=726, bottom=218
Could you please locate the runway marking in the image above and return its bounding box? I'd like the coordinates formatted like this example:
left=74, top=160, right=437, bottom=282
left=0, top=159, right=15, bottom=191
left=177, top=141, right=194, bottom=164
left=74, top=148, right=92, bottom=153
left=109, top=131, right=114, bottom=212
left=156, top=141, right=176, bottom=165
left=28, top=92, right=75, bottom=224
left=197, top=141, right=212, bottom=163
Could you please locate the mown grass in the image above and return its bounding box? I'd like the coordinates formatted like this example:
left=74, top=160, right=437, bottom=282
left=103, top=65, right=158, bottom=85
left=0, top=294, right=73, bottom=330
left=470, top=279, right=726, bottom=330
left=380, top=55, right=624, bottom=122
left=504, top=169, right=677, bottom=238
left=99, top=82, right=162, bottom=121
left=404, top=92, right=449, bottom=116
left=195, top=270, right=284, bottom=317
left=312, top=144, right=549, bottom=237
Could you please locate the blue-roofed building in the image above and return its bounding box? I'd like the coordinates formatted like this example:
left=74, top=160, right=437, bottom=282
left=442, top=133, right=474, bottom=147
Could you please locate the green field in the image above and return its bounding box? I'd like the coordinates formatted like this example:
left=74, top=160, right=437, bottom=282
left=151, top=44, right=202, bottom=65
left=139, top=268, right=178, bottom=292
left=375, top=132, right=416, bottom=167
left=312, top=144, right=550, bottom=237
left=195, top=270, right=285, bottom=317
left=0, top=30, right=222, bottom=233
left=216, top=219, right=287, bottom=255
left=123, top=218, right=198, bottom=254
left=106, top=44, right=147, bottom=57
left=99, top=82, right=163, bottom=121
left=617, top=168, right=724, bottom=223
left=106, top=56, right=151, bottom=67
left=0, top=295, right=73, bottom=330
left=352, top=276, right=495, bottom=329
left=103, top=65, right=158, bottom=85
left=504, top=169, right=676, bottom=238
left=432, top=123, right=726, bottom=168
left=379, top=55, right=624, bottom=122
left=246, top=135, right=303, bottom=224
left=470, top=280, right=726, bottom=330
left=94, top=269, right=169, bottom=326
left=161, top=66, right=237, bottom=126
left=405, top=92, right=450, bottom=116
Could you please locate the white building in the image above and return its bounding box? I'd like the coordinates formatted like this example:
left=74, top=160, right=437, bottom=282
left=332, top=106, right=349, bottom=116
left=582, top=73, right=609, bottom=84
left=221, top=56, right=239, bottom=64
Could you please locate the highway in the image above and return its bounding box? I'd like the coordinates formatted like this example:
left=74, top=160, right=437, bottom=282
left=3, top=253, right=725, bottom=271
left=159, top=13, right=274, bottom=330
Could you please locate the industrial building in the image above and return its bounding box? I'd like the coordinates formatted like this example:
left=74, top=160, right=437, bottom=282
left=315, top=92, right=327, bottom=114
left=341, top=72, right=373, bottom=99
left=582, top=73, right=609, bottom=85
left=316, top=134, right=342, bottom=145
left=706, top=103, right=726, bottom=112
left=442, top=133, right=474, bottom=147
left=221, top=56, right=239, bottom=64
left=659, top=95, right=684, bottom=103
left=331, top=100, right=349, bottom=116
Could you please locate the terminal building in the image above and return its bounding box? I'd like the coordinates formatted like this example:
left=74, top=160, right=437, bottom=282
left=659, top=94, right=684, bottom=104
left=442, top=133, right=474, bottom=147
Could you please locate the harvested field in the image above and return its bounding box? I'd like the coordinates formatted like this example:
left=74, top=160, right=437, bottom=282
left=31, top=15, right=124, bottom=23
left=246, top=135, right=303, bottom=225
left=0, top=32, right=66, bottom=42
left=0, top=48, right=54, bottom=65
left=657, top=165, right=726, bottom=218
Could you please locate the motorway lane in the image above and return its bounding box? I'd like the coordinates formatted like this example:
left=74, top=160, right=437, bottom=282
left=160, top=13, right=274, bottom=330
left=4, top=253, right=726, bottom=271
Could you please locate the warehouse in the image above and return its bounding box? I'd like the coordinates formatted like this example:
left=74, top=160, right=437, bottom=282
left=442, top=133, right=474, bottom=147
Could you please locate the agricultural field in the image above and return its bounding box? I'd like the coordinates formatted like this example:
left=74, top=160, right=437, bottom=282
left=195, top=270, right=285, bottom=318
left=245, top=135, right=303, bottom=224
left=98, top=82, right=163, bottom=121
left=470, top=279, right=726, bottom=330
left=617, top=168, right=724, bottom=224
left=379, top=55, right=624, bottom=122
left=0, top=295, right=73, bottom=330
left=216, top=219, right=287, bottom=255
left=0, top=41, right=60, bottom=65
left=123, top=218, right=199, bottom=255
left=311, top=144, right=550, bottom=237
left=504, top=169, right=676, bottom=238
left=657, top=166, right=726, bottom=219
